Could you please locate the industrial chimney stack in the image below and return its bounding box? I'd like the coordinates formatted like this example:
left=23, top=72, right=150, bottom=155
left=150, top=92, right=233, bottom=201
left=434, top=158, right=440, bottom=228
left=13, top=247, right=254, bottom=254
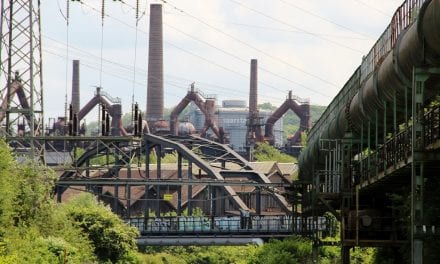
left=146, top=4, right=164, bottom=125
left=246, top=59, right=262, bottom=161
left=249, top=59, right=258, bottom=115
left=71, top=60, right=80, bottom=115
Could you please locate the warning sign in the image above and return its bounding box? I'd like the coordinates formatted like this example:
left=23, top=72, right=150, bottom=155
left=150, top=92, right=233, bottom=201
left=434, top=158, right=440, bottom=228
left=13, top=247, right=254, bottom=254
left=163, top=194, right=173, bottom=201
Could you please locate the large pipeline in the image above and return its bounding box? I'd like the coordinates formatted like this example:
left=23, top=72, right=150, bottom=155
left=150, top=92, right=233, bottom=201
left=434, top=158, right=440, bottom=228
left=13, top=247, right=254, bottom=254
left=299, top=0, right=440, bottom=180
left=77, top=87, right=127, bottom=136
left=265, top=91, right=311, bottom=145
left=169, top=85, right=223, bottom=141
left=0, top=76, right=31, bottom=124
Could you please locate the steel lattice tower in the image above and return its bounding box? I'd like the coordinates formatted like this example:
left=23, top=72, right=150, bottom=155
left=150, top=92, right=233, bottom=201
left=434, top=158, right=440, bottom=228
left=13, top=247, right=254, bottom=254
left=0, top=0, right=44, bottom=159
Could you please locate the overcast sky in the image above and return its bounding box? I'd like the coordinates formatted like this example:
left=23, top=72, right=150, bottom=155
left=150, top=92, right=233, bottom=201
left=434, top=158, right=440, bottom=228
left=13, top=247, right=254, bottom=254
left=41, top=0, right=403, bottom=120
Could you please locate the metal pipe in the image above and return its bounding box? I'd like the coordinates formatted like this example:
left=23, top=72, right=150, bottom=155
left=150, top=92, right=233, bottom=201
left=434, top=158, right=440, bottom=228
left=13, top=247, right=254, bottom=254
left=300, top=0, right=440, bottom=178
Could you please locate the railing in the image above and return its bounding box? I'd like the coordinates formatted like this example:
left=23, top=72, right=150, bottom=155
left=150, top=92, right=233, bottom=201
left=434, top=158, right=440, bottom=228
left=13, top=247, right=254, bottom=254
left=126, top=215, right=332, bottom=235
left=307, top=0, right=427, bottom=150
left=95, top=88, right=121, bottom=104
left=343, top=216, right=406, bottom=241
left=188, top=87, right=217, bottom=100
left=287, top=93, right=310, bottom=105
left=360, top=0, right=425, bottom=83
left=359, top=105, right=439, bottom=182
left=127, top=215, right=293, bottom=234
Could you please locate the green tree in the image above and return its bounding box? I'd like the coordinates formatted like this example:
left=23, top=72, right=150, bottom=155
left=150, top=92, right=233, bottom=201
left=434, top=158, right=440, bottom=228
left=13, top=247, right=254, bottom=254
left=253, top=142, right=297, bottom=163
left=249, top=237, right=312, bottom=264
left=60, top=193, right=139, bottom=263
left=0, top=139, right=95, bottom=263
left=258, top=102, right=277, bottom=111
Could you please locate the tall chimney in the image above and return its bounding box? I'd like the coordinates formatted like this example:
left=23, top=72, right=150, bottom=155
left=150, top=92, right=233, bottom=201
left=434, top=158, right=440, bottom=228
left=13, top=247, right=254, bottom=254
left=71, top=60, right=80, bottom=115
left=146, top=4, right=164, bottom=123
left=249, top=59, right=258, bottom=114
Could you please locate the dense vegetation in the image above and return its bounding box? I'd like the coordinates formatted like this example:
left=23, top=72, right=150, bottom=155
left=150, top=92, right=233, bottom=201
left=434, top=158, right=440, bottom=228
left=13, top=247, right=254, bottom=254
left=0, top=139, right=139, bottom=263
left=253, top=142, right=297, bottom=163
left=138, top=237, right=385, bottom=264
left=0, top=136, right=418, bottom=263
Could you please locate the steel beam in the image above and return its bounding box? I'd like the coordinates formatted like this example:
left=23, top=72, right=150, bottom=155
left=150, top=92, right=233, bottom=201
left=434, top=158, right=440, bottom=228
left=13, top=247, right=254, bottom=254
left=56, top=179, right=291, bottom=187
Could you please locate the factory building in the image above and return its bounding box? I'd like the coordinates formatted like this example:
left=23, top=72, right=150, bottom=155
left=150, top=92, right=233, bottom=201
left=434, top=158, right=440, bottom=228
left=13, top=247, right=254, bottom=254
left=188, top=99, right=283, bottom=153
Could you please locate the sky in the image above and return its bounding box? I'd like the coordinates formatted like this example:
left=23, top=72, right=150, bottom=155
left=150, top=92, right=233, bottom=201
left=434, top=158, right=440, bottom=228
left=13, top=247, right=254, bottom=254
left=40, top=0, right=404, bottom=121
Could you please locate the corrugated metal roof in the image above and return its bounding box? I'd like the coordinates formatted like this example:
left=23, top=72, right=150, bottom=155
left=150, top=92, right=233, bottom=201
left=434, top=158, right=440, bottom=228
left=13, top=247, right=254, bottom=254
left=249, top=161, right=277, bottom=174
left=277, top=163, right=297, bottom=176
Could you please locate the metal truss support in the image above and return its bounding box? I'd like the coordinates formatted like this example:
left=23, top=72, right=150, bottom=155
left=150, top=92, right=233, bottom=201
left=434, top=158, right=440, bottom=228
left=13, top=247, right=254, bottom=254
left=155, top=145, right=161, bottom=217
left=341, top=246, right=351, bottom=264
left=0, top=0, right=44, bottom=161
left=177, top=152, right=183, bottom=216
left=410, top=67, right=440, bottom=264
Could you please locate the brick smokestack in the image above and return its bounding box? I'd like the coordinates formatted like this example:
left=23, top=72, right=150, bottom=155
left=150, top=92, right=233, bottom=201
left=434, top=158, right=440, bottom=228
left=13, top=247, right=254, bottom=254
left=249, top=59, right=258, bottom=114
left=71, top=60, right=80, bottom=114
left=146, top=4, right=164, bottom=123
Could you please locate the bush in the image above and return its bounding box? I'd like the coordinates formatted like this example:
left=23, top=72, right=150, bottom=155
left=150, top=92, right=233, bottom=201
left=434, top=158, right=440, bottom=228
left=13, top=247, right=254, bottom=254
left=249, top=237, right=312, bottom=264
left=60, top=193, right=139, bottom=263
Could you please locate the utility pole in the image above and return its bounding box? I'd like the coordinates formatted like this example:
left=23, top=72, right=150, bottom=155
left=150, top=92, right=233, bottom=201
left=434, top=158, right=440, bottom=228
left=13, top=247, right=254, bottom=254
left=0, top=0, right=44, bottom=162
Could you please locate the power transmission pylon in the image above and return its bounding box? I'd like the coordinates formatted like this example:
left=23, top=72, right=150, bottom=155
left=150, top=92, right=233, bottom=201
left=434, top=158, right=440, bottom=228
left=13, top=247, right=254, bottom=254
left=0, top=0, right=44, bottom=161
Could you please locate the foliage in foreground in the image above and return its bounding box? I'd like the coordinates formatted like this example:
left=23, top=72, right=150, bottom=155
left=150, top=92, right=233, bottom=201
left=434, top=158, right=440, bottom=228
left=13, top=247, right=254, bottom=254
left=138, top=237, right=383, bottom=264
left=0, top=139, right=139, bottom=263
left=61, top=193, right=140, bottom=263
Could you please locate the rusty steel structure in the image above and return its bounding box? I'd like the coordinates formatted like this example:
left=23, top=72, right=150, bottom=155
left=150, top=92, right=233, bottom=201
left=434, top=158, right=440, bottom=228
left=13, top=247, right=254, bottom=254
left=170, top=83, right=225, bottom=142
left=0, top=0, right=307, bottom=249
left=0, top=0, right=44, bottom=159
left=265, top=91, right=311, bottom=145
left=297, top=0, right=440, bottom=263
left=52, top=133, right=300, bottom=245
left=146, top=4, right=164, bottom=125
left=76, top=87, right=127, bottom=136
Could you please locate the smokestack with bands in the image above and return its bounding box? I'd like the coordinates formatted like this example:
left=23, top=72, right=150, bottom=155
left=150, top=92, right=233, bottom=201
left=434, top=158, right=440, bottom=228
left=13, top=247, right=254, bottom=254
left=72, top=60, right=80, bottom=115
left=249, top=59, right=258, bottom=115
left=146, top=4, right=164, bottom=123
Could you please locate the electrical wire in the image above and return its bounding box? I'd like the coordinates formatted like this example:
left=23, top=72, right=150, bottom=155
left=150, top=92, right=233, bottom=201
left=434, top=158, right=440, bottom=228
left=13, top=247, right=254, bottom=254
left=123, top=0, right=367, bottom=40
left=164, top=22, right=327, bottom=97
left=158, top=0, right=340, bottom=87
left=131, top=0, right=140, bottom=106
left=43, top=39, right=287, bottom=103
left=277, top=0, right=373, bottom=39
left=46, top=2, right=316, bottom=104
left=207, top=20, right=369, bottom=40
left=63, top=0, right=70, bottom=123
left=44, top=48, right=186, bottom=100
left=75, top=1, right=328, bottom=98
left=99, top=0, right=105, bottom=88
left=228, top=0, right=364, bottom=54
left=352, top=0, right=392, bottom=18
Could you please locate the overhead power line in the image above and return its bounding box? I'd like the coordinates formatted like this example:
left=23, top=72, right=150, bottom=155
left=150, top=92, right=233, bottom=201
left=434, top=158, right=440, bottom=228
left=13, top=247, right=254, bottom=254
left=277, top=0, right=373, bottom=39
left=43, top=40, right=286, bottom=103
left=152, top=9, right=369, bottom=40
left=352, top=0, right=392, bottom=18
left=73, top=0, right=331, bottom=98
left=158, top=0, right=339, bottom=88
left=228, top=0, right=364, bottom=54
left=164, top=23, right=328, bottom=97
